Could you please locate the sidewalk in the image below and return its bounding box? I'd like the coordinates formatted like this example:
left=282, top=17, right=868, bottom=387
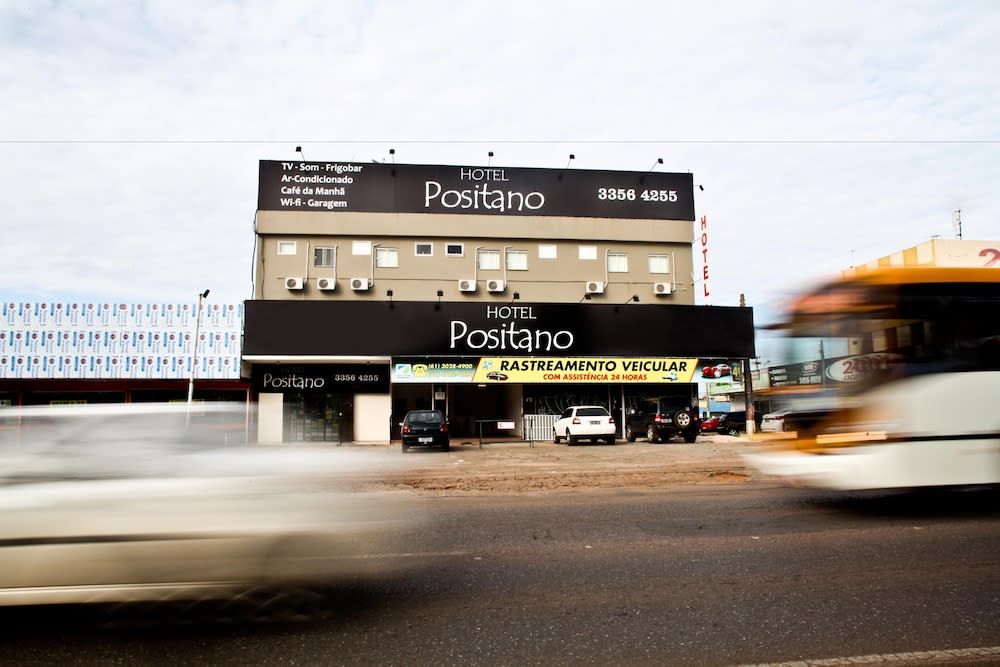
left=334, top=434, right=763, bottom=495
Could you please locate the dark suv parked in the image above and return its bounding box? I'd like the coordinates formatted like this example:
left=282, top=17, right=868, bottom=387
left=625, top=398, right=700, bottom=443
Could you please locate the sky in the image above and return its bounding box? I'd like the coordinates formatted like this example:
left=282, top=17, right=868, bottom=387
left=3, top=0, right=1000, bottom=359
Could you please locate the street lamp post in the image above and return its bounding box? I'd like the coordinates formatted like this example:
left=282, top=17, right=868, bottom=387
left=187, top=289, right=210, bottom=410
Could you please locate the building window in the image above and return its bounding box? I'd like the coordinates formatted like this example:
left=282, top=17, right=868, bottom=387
left=352, top=240, right=372, bottom=255
left=478, top=249, right=500, bottom=270
left=648, top=254, right=670, bottom=274
left=538, top=244, right=557, bottom=259
left=375, top=247, right=398, bottom=268
left=607, top=252, right=628, bottom=273
left=314, top=246, right=337, bottom=267
left=415, top=242, right=433, bottom=257
left=446, top=243, right=464, bottom=257
left=506, top=249, right=528, bottom=271
left=579, top=245, right=597, bottom=260
left=277, top=241, right=297, bottom=256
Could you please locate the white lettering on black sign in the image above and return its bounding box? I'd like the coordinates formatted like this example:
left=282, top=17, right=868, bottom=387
left=262, top=372, right=326, bottom=389
left=258, top=161, right=696, bottom=220
left=449, top=305, right=572, bottom=352
left=424, top=181, right=545, bottom=213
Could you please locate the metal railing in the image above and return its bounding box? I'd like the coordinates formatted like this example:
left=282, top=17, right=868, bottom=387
left=524, top=414, right=557, bottom=443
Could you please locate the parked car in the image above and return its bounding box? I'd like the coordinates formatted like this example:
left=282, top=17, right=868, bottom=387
left=553, top=406, right=616, bottom=445
left=700, top=415, right=720, bottom=432
left=701, top=363, right=732, bottom=379
left=624, top=397, right=700, bottom=443
left=760, top=409, right=791, bottom=432
left=759, top=406, right=831, bottom=436
left=716, top=410, right=763, bottom=435
left=400, top=409, right=450, bottom=452
left=716, top=411, right=746, bottom=435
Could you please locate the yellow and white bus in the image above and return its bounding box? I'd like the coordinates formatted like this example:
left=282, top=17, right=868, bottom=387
left=746, top=266, right=1000, bottom=490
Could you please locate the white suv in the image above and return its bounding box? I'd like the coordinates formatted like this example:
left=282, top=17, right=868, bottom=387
left=553, top=405, right=617, bottom=445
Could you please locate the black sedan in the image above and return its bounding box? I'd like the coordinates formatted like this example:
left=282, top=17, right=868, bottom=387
left=400, top=409, right=450, bottom=452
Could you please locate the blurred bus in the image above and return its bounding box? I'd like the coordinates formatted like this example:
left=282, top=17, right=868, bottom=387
left=745, top=267, right=1000, bottom=490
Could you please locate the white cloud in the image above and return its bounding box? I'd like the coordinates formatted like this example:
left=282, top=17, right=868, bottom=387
left=0, top=0, right=998, bottom=332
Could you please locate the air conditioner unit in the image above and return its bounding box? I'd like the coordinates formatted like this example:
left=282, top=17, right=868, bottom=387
left=350, top=277, right=370, bottom=291
left=316, top=277, right=336, bottom=291
left=285, top=277, right=304, bottom=290
left=585, top=281, right=604, bottom=295
left=458, top=279, right=477, bottom=293
left=653, top=282, right=672, bottom=296
left=486, top=279, right=505, bottom=293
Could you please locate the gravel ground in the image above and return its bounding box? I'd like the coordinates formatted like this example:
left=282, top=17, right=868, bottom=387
left=354, top=434, right=763, bottom=495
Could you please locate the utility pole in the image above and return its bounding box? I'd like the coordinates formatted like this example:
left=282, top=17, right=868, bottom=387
left=819, top=340, right=826, bottom=386
left=187, top=289, right=210, bottom=424
left=740, top=293, right=753, bottom=432
left=953, top=209, right=962, bottom=240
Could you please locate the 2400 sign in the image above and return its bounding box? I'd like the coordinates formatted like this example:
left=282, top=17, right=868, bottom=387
left=597, top=188, right=678, bottom=202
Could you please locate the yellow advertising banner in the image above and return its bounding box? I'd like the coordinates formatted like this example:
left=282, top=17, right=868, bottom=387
left=473, top=357, right=699, bottom=384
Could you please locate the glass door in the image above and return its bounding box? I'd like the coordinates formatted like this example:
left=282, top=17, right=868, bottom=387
left=283, top=393, right=346, bottom=444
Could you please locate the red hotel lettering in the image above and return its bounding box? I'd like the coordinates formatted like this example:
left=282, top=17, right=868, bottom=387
left=700, top=215, right=710, bottom=298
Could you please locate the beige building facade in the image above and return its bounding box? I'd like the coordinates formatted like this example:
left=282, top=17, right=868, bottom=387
left=244, top=160, right=754, bottom=444
left=254, top=215, right=696, bottom=304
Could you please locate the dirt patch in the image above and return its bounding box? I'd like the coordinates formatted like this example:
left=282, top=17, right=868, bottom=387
left=357, top=436, right=761, bottom=495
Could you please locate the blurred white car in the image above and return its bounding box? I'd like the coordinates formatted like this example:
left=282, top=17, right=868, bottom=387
left=0, top=402, right=422, bottom=607
left=760, top=409, right=791, bottom=432
left=553, top=405, right=617, bottom=445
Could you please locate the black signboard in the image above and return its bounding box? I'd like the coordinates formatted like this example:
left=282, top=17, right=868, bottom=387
left=258, top=161, right=695, bottom=221
left=243, top=301, right=755, bottom=359
left=250, top=363, right=389, bottom=393
left=767, top=360, right=825, bottom=387
left=768, top=352, right=904, bottom=387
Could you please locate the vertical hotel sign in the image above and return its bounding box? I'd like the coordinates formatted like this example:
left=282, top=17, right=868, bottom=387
left=700, top=215, right=711, bottom=303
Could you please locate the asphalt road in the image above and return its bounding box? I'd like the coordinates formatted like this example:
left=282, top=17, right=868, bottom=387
left=1, top=484, right=998, bottom=666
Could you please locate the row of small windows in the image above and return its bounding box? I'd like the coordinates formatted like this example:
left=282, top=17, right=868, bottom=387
left=276, top=241, right=671, bottom=273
